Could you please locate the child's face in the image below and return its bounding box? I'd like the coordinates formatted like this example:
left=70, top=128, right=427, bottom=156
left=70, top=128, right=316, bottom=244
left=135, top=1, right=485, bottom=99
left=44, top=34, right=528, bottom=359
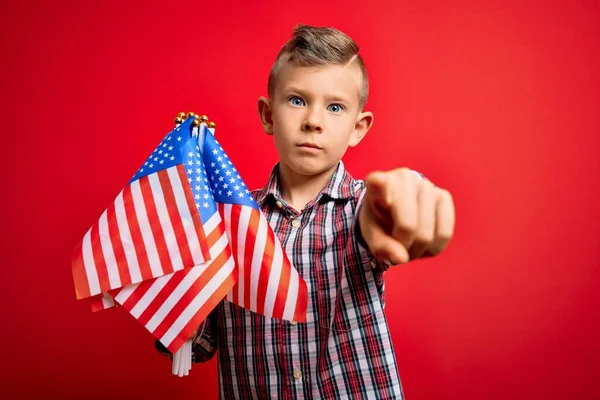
left=259, top=63, right=373, bottom=177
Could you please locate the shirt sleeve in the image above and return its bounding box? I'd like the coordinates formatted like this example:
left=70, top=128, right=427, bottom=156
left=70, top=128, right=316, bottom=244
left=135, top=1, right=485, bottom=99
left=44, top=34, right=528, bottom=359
left=154, top=307, right=219, bottom=363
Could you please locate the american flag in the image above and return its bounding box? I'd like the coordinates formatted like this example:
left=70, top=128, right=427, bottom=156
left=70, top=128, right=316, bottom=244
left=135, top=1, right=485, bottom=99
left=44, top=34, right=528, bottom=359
left=72, top=116, right=307, bottom=353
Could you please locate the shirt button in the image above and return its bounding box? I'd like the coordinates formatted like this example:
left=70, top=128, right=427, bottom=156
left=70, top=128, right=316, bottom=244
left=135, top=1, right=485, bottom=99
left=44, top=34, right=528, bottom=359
left=291, top=219, right=300, bottom=228
left=276, top=200, right=283, bottom=208
left=293, top=369, right=302, bottom=380
left=290, top=320, right=297, bottom=326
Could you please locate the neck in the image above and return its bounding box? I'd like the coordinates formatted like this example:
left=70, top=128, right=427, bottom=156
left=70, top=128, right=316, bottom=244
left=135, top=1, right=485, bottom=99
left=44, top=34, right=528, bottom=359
left=278, top=162, right=339, bottom=212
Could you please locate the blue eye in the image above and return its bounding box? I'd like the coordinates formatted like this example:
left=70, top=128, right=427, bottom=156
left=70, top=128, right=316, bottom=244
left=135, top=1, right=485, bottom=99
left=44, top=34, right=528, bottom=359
left=327, top=104, right=343, bottom=113
left=289, top=96, right=305, bottom=107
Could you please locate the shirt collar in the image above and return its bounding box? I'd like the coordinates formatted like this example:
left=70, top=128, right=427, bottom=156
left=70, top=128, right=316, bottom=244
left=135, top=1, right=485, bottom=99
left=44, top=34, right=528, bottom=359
left=255, top=161, right=356, bottom=207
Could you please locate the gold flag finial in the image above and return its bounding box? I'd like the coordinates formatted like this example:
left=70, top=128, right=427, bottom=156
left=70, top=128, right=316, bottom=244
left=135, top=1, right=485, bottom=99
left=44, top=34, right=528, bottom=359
left=192, top=118, right=202, bottom=127
left=199, top=115, right=209, bottom=123
left=207, top=121, right=216, bottom=128
left=186, top=112, right=196, bottom=119
left=177, top=112, right=186, bottom=119
left=174, top=116, right=183, bottom=124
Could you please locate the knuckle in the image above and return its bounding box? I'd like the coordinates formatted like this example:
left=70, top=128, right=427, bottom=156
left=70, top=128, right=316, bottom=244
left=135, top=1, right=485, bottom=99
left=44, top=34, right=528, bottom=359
left=414, top=228, right=435, bottom=244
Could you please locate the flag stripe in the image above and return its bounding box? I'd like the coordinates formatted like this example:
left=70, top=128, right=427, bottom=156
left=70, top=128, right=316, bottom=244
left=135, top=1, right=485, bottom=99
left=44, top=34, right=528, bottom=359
left=148, top=229, right=230, bottom=336
left=114, top=190, right=142, bottom=283
left=176, top=165, right=211, bottom=261
left=126, top=182, right=159, bottom=280
left=235, top=205, right=251, bottom=309
left=243, top=208, right=260, bottom=309
left=256, top=220, right=276, bottom=316
left=161, top=253, right=236, bottom=350
left=138, top=175, right=174, bottom=275
left=72, top=232, right=92, bottom=299
left=98, top=208, right=123, bottom=290
left=148, top=171, right=185, bottom=272
left=166, top=167, right=202, bottom=266
left=249, top=214, right=268, bottom=312
left=90, top=222, right=111, bottom=294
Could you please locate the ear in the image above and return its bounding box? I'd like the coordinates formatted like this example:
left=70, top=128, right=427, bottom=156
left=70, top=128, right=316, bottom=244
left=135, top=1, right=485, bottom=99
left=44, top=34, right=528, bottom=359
left=348, top=111, right=374, bottom=147
left=257, top=96, right=274, bottom=135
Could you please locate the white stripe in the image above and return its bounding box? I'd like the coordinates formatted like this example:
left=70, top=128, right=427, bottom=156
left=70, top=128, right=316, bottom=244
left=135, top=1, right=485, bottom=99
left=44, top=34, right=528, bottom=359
left=250, top=214, right=268, bottom=312
left=203, top=212, right=220, bottom=235
left=130, top=179, right=163, bottom=277
left=81, top=228, right=101, bottom=296
left=148, top=172, right=184, bottom=271
left=113, top=281, right=140, bottom=304
left=223, top=204, right=235, bottom=303
left=101, top=292, right=115, bottom=309
left=146, top=231, right=229, bottom=332
left=160, top=254, right=236, bottom=346
left=263, top=231, right=283, bottom=317
left=282, top=260, right=299, bottom=321
left=114, top=190, right=142, bottom=283
left=236, top=206, right=251, bottom=308
left=130, top=273, right=174, bottom=318
left=98, top=209, right=122, bottom=290
left=167, top=167, right=204, bottom=265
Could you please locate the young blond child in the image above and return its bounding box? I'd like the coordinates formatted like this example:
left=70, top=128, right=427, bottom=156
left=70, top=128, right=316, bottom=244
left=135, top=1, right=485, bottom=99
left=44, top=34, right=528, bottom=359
left=157, top=24, right=455, bottom=399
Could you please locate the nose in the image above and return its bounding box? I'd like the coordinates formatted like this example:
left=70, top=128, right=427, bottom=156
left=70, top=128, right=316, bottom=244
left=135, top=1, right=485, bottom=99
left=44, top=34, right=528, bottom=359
left=302, top=106, right=323, bottom=133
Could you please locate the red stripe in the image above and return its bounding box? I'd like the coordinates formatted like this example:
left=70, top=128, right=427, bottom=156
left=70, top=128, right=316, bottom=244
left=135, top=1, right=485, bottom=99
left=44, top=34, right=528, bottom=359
left=293, top=276, right=308, bottom=323
left=228, top=204, right=240, bottom=306
left=90, top=223, right=111, bottom=293
left=243, top=208, right=261, bottom=309
left=134, top=270, right=190, bottom=326
left=256, top=223, right=276, bottom=316
left=139, top=175, right=174, bottom=275
left=123, top=185, right=153, bottom=281
left=177, top=165, right=210, bottom=261
left=158, top=169, right=194, bottom=270
left=71, top=238, right=91, bottom=299
left=271, top=247, right=291, bottom=319
left=106, top=200, right=133, bottom=287
left=152, top=242, right=233, bottom=339
left=166, top=271, right=236, bottom=354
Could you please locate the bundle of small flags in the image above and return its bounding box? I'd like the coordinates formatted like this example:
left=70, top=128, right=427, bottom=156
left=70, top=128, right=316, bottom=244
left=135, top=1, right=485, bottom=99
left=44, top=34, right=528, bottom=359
left=71, top=113, right=308, bottom=375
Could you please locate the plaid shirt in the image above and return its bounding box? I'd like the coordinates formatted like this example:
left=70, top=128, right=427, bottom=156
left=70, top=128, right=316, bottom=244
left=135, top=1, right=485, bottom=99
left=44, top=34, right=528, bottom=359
left=157, top=161, right=404, bottom=399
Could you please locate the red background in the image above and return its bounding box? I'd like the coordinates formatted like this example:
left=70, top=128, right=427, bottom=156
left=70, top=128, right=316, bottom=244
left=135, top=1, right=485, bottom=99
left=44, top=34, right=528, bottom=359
left=2, top=0, right=599, bottom=399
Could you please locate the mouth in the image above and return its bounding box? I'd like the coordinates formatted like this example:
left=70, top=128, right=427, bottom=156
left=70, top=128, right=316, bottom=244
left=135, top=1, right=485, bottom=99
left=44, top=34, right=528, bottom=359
left=297, top=143, right=322, bottom=150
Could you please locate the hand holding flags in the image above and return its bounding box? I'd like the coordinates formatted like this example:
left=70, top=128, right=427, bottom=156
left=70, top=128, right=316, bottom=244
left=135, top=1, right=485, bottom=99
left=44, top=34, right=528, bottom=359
left=71, top=113, right=308, bottom=375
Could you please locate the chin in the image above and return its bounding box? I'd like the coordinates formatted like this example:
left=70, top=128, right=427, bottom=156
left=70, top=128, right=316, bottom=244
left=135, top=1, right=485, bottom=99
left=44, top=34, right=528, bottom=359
left=285, top=157, right=337, bottom=177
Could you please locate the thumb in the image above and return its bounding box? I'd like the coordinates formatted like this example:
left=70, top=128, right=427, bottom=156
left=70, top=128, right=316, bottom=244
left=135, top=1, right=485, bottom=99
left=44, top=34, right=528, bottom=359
left=367, top=225, right=410, bottom=265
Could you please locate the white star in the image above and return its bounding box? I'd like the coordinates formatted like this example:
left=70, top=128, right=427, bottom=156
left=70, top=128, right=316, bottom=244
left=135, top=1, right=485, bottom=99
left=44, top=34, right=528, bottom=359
left=217, top=156, right=223, bottom=162
left=177, top=136, right=182, bottom=141
left=195, top=193, right=200, bottom=200
left=158, top=150, right=163, bottom=154
left=219, top=176, right=224, bottom=182
left=139, top=168, right=144, bottom=173
left=230, top=177, right=236, bottom=183
left=195, top=185, right=201, bottom=191
left=221, top=163, right=227, bottom=169
left=170, top=156, right=175, bottom=161
left=149, top=163, right=154, bottom=168
left=225, top=171, right=231, bottom=176
left=227, top=190, right=233, bottom=196
left=203, top=193, right=209, bottom=199
left=218, top=190, right=223, bottom=195
left=188, top=152, right=194, bottom=157
left=196, top=202, right=200, bottom=208
left=238, top=191, right=244, bottom=198
left=167, top=136, right=172, bottom=141
left=211, top=162, right=216, bottom=167
left=187, top=160, right=193, bottom=166
left=188, top=178, right=192, bottom=183
left=204, top=185, right=209, bottom=191
left=196, top=168, right=201, bottom=174
left=195, top=176, right=201, bottom=182
left=223, top=183, right=228, bottom=189
left=154, top=157, right=159, bottom=161
left=144, top=161, right=149, bottom=166
left=203, top=202, right=209, bottom=208
left=164, top=152, right=169, bottom=157
left=169, top=146, right=173, bottom=151
left=159, top=160, right=164, bottom=164
left=196, top=160, right=201, bottom=165
left=234, top=185, right=240, bottom=191
left=212, top=149, right=218, bottom=155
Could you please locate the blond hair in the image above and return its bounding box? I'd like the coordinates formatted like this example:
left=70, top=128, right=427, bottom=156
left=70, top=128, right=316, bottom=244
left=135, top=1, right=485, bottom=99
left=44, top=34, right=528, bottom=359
left=268, top=24, right=369, bottom=108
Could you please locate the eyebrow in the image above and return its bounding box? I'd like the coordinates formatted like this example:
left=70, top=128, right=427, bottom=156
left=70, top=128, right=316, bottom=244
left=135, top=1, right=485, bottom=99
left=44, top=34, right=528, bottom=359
left=283, top=87, right=352, bottom=104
